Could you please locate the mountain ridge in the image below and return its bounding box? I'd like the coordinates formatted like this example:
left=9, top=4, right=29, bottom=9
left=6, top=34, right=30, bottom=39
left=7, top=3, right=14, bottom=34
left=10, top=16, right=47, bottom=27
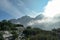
left=9, top=14, right=44, bottom=26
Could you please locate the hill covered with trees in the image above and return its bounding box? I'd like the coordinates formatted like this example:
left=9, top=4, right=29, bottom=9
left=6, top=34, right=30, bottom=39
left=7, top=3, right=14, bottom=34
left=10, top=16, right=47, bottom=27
left=0, top=20, right=59, bottom=40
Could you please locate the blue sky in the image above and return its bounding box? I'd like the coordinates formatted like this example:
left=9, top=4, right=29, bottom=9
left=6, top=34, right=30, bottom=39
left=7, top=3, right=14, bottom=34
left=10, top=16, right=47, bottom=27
left=0, top=0, right=49, bottom=20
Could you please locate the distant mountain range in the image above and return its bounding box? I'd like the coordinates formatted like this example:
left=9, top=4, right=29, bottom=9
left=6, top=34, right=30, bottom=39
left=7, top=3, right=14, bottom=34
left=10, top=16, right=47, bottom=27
left=9, top=14, right=60, bottom=30
left=9, top=14, right=44, bottom=26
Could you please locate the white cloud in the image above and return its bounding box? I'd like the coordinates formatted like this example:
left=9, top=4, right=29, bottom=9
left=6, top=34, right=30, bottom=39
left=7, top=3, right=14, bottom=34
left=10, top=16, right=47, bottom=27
left=0, top=0, right=24, bottom=18
left=43, top=0, right=60, bottom=17
left=27, top=0, right=60, bottom=30
left=27, top=16, right=60, bottom=30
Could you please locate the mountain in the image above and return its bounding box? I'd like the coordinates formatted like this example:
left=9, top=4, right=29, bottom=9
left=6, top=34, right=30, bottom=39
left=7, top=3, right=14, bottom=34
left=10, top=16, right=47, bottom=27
left=9, top=19, right=18, bottom=24
left=35, top=14, right=44, bottom=20
left=9, top=14, right=60, bottom=30
left=17, top=16, right=34, bottom=26
left=10, top=14, right=44, bottom=26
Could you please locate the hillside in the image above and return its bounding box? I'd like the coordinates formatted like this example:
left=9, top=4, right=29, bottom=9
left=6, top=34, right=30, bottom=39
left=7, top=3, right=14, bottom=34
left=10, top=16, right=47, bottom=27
left=0, top=20, right=59, bottom=40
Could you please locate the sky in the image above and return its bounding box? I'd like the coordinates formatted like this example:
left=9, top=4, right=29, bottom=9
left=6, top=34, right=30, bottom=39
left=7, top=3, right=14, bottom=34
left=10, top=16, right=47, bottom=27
left=43, top=0, right=60, bottom=17
left=0, top=0, right=49, bottom=20
left=0, top=0, right=60, bottom=20
left=0, top=0, right=60, bottom=30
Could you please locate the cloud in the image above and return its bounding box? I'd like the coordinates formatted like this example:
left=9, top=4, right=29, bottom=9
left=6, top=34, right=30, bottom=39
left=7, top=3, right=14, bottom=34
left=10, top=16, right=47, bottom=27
left=0, top=0, right=24, bottom=18
left=0, top=0, right=39, bottom=18
left=27, top=0, right=60, bottom=30
left=27, top=15, right=60, bottom=30
left=43, top=0, right=60, bottom=17
left=0, top=0, right=49, bottom=18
